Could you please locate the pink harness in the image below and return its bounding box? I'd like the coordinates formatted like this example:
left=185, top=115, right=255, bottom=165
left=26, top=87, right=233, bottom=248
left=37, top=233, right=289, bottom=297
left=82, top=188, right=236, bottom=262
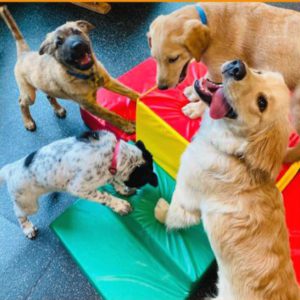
left=109, top=140, right=120, bottom=175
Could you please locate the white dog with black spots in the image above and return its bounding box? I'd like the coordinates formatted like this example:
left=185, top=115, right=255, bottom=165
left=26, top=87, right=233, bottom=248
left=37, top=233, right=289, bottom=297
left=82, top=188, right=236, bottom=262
left=0, top=130, right=158, bottom=239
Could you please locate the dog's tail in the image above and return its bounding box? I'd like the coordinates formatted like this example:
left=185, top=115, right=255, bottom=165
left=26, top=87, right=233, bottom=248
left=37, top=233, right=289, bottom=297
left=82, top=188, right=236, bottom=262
left=0, top=5, right=29, bottom=56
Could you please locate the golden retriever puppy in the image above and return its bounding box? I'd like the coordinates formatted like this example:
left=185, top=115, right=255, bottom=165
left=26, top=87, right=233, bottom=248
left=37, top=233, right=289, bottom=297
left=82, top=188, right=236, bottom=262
left=155, top=60, right=300, bottom=300
left=148, top=3, right=300, bottom=162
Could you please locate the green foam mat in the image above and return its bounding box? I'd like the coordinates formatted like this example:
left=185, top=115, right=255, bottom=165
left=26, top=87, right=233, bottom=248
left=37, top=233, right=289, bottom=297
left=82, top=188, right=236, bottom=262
left=51, top=163, right=214, bottom=300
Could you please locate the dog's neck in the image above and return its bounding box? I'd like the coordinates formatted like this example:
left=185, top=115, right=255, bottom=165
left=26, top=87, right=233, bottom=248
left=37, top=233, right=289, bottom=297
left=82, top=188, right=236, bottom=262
left=199, top=112, right=273, bottom=187
left=113, top=141, right=142, bottom=180
left=200, top=111, right=248, bottom=158
left=66, top=69, right=94, bottom=80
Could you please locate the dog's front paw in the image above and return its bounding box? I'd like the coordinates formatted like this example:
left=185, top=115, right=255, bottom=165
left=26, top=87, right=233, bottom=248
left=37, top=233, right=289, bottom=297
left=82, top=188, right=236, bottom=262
left=184, top=85, right=201, bottom=102
left=112, top=199, right=132, bottom=215
left=130, top=91, right=141, bottom=101
left=25, top=120, right=37, bottom=131
left=23, top=223, right=38, bottom=240
left=123, top=121, right=136, bottom=134
left=154, top=198, right=169, bottom=224
left=182, top=102, right=206, bottom=119
left=55, top=107, right=67, bottom=119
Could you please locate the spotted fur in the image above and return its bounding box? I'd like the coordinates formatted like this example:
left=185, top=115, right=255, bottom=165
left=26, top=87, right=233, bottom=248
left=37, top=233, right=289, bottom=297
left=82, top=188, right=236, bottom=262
left=0, top=130, right=157, bottom=239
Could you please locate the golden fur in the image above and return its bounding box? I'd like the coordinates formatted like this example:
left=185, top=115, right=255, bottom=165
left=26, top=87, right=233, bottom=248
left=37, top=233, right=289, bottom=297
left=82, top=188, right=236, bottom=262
left=155, top=62, right=300, bottom=300
left=148, top=3, right=300, bottom=161
left=148, top=2, right=300, bottom=89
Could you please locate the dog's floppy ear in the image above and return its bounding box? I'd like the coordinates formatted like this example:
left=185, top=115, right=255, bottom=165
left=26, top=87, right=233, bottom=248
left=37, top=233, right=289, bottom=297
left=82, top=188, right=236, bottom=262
left=39, top=36, right=54, bottom=55
left=245, top=121, right=290, bottom=180
left=135, top=140, right=146, bottom=151
left=147, top=15, right=165, bottom=50
left=181, top=20, right=210, bottom=62
left=76, top=20, right=95, bottom=33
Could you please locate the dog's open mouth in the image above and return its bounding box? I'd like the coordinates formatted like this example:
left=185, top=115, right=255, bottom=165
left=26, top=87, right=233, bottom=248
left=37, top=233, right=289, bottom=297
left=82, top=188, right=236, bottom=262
left=194, top=78, right=237, bottom=120
left=75, top=52, right=94, bottom=70
left=179, top=61, right=189, bottom=83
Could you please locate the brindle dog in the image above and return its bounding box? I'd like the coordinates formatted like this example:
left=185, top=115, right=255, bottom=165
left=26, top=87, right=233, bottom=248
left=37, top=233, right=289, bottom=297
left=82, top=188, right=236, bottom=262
left=0, top=6, right=139, bottom=133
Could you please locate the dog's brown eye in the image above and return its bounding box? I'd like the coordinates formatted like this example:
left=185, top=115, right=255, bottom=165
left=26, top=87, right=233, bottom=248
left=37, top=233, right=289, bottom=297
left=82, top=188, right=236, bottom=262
left=257, top=94, right=268, bottom=112
left=168, top=55, right=179, bottom=64
left=56, top=37, right=64, bottom=46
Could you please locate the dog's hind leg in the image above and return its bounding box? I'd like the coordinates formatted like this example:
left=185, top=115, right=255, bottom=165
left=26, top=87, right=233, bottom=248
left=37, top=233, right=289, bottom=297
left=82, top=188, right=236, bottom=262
left=17, top=79, right=37, bottom=131
left=47, top=96, right=66, bottom=118
left=164, top=184, right=201, bottom=230
left=12, top=193, right=39, bottom=239
left=19, top=98, right=36, bottom=131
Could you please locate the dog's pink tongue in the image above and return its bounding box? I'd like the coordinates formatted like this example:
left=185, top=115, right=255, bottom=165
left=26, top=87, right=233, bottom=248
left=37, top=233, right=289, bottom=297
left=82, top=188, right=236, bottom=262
left=210, top=88, right=231, bottom=120
left=80, top=53, right=91, bottom=65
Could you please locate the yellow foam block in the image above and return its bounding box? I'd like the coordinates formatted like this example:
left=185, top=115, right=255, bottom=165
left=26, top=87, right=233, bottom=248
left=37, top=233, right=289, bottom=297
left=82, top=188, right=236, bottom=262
left=136, top=99, right=299, bottom=190
left=136, top=101, right=188, bottom=179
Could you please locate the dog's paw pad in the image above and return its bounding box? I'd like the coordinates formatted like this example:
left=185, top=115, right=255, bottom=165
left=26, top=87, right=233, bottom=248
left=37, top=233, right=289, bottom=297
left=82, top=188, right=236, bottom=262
left=113, top=200, right=132, bottom=215
left=154, top=198, right=169, bottom=224
left=55, top=108, right=67, bottom=119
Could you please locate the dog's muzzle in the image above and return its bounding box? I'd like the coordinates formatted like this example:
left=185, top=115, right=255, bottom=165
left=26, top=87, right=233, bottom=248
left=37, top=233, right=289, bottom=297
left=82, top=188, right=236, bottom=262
left=62, top=35, right=94, bottom=70
left=222, top=60, right=246, bottom=81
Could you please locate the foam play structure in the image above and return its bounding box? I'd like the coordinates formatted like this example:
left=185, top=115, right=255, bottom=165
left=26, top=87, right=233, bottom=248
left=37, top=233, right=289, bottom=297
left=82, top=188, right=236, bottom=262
left=52, top=58, right=300, bottom=299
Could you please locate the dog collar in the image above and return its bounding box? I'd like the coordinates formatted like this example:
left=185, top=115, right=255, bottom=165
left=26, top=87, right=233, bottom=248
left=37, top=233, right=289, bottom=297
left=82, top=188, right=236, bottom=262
left=66, top=69, right=93, bottom=80
left=109, top=140, right=121, bottom=175
left=195, top=5, right=207, bottom=25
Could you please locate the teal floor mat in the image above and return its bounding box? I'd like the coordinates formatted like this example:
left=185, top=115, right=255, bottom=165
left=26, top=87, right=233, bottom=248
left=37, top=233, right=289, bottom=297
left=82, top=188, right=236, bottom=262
left=51, top=163, right=214, bottom=300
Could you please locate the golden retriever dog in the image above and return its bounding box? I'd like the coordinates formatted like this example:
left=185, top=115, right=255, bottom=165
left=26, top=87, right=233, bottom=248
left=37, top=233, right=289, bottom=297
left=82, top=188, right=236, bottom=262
left=148, top=3, right=300, bottom=161
left=0, top=6, right=139, bottom=133
left=155, top=60, right=300, bottom=300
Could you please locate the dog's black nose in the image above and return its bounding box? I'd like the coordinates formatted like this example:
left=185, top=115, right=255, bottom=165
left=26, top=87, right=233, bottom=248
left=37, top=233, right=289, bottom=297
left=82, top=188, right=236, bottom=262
left=71, top=41, right=86, bottom=53
left=158, top=84, right=168, bottom=90
left=223, top=60, right=246, bottom=81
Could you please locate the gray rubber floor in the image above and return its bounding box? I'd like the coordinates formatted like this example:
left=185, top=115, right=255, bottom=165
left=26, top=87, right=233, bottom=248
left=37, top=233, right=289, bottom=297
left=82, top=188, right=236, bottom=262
left=0, top=3, right=300, bottom=300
